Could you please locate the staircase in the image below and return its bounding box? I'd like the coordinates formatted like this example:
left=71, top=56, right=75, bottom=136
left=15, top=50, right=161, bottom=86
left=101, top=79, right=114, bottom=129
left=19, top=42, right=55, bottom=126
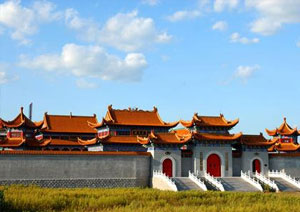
left=270, top=177, right=300, bottom=192
left=200, top=177, right=219, bottom=191
left=172, top=177, right=204, bottom=191
left=219, top=177, right=261, bottom=192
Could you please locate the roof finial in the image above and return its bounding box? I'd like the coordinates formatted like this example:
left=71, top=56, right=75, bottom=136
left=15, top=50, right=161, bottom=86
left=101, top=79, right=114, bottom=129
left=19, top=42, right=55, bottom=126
left=153, top=106, right=157, bottom=112
left=284, top=117, right=287, bottom=122
left=70, top=112, right=72, bottom=117
left=20, top=107, right=24, bottom=113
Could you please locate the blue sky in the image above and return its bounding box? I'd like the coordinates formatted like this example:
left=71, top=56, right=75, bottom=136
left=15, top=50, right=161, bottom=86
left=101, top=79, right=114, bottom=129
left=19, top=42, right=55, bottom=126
left=0, top=0, right=300, bottom=136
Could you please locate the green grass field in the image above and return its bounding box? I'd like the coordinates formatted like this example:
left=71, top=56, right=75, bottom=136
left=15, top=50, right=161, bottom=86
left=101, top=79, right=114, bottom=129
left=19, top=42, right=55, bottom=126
left=1, top=185, right=300, bottom=212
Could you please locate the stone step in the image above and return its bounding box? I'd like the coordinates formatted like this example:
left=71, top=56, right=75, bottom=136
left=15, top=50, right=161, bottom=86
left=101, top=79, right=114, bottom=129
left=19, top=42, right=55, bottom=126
left=200, top=177, right=218, bottom=191
left=172, top=177, right=204, bottom=191
left=219, top=177, right=260, bottom=192
left=270, top=177, right=300, bottom=192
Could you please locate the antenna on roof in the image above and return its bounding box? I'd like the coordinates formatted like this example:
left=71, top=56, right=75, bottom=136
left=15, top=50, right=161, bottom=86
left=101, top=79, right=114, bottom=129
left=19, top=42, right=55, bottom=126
left=29, top=103, right=33, bottom=120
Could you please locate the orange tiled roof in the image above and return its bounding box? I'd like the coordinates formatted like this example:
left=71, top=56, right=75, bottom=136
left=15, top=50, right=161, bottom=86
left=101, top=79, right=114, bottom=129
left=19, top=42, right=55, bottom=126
left=0, top=119, right=3, bottom=129
left=26, top=138, right=52, bottom=147
left=193, top=132, right=242, bottom=141
left=89, top=105, right=179, bottom=128
left=137, top=131, right=192, bottom=145
left=26, top=137, right=97, bottom=147
left=240, top=134, right=278, bottom=146
left=101, top=135, right=142, bottom=144
left=266, top=118, right=299, bottom=136
left=1, top=107, right=38, bottom=128
left=269, top=142, right=300, bottom=152
left=181, top=113, right=239, bottom=128
left=40, top=113, right=97, bottom=133
left=0, top=150, right=151, bottom=156
left=0, top=137, right=25, bottom=147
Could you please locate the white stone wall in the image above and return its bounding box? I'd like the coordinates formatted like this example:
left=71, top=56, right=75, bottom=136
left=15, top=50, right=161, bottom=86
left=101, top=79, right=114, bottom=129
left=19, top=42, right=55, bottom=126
left=241, top=150, right=269, bottom=175
left=193, top=144, right=233, bottom=177
left=148, top=147, right=182, bottom=177
left=269, top=155, right=300, bottom=177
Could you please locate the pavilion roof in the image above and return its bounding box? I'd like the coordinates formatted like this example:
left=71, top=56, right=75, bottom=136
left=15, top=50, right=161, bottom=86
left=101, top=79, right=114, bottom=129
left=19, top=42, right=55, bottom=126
left=265, top=117, right=300, bottom=136
left=97, top=131, right=191, bottom=145
left=193, top=132, right=242, bottom=141
left=268, top=142, right=300, bottom=152
left=40, top=113, right=98, bottom=133
left=26, top=137, right=97, bottom=147
left=180, top=113, right=239, bottom=128
left=0, top=137, right=26, bottom=147
left=89, top=105, right=179, bottom=128
left=240, top=134, right=278, bottom=146
left=137, top=131, right=192, bottom=145
left=0, top=107, right=38, bottom=129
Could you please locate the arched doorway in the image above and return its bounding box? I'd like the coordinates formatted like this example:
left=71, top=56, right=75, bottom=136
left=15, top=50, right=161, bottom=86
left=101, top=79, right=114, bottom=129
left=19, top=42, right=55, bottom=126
left=162, top=158, right=173, bottom=177
left=207, top=154, right=221, bottom=177
left=252, top=159, right=261, bottom=173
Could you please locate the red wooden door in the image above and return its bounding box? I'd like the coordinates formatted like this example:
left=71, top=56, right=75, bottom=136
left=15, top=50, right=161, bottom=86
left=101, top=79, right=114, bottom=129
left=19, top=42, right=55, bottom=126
left=252, top=159, right=261, bottom=173
left=163, top=159, right=173, bottom=177
left=207, top=154, right=221, bottom=177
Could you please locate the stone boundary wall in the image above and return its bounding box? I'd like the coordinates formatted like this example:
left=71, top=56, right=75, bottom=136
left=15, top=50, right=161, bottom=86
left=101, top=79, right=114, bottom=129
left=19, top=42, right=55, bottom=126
left=0, top=178, right=143, bottom=188
left=0, top=151, right=151, bottom=188
left=269, top=154, right=300, bottom=177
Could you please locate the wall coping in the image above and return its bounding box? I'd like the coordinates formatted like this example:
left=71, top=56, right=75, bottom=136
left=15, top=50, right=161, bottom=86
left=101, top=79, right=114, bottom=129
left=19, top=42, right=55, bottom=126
left=0, top=150, right=151, bottom=156
left=269, top=153, right=300, bottom=157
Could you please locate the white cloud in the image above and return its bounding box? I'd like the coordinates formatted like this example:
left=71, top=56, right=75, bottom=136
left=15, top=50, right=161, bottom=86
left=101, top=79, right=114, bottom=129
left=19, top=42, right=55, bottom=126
left=142, top=0, right=159, bottom=6
left=234, top=65, right=260, bottom=82
left=76, top=78, right=98, bottom=89
left=246, top=0, right=300, bottom=35
left=0, top=71, right=8, bottom=84
left=212, top=21, right=228, bottom=31
left=65, top=10, right=171, bottom=52
left=297, top=40, right=300, bottom=48
left=166, top=10, right=201, bottom=22
left=19, top=43, right=147, bottom=82
left=0, top=63, right=18, bottom=84
left=214, top=0, right=239, bottom=12
left=230, top=32, right=259, bottom=44
left=0, top=0, right=61, bottom=44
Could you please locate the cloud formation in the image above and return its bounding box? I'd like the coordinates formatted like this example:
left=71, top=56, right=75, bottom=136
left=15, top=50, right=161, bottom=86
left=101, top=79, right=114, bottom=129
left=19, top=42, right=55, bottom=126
left=230, top=32, right=259, bottom=44
left=214, top=0, right=239, bottom=12
left=20, top=43, right=147, bottom=82
left=212, top=21, right=228, bottom=31
left=0, top=0, right=61, bottom=44
left=234, top=65, right=260, bottom=82
left=246, top=0, right=300, bottom=35
left=0, top=71, right=8, bottom=84
left=166, top=10, right=201, bottom=22
left=65, top=10, right=171, bottom=52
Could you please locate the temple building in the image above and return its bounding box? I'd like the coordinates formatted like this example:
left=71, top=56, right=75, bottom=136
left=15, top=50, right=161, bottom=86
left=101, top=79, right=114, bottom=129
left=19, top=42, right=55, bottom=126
left=86, top=105, right=180, bottom=152
left=0, top=107, right=98, bottom=151
left=266, top=118, right=300, bottom=152
left=0, top=105, right=291, bottom=179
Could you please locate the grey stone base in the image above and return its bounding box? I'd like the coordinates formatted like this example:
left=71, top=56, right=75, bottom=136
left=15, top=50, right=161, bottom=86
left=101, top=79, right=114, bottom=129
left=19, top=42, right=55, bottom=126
left=0, top=178, right=147, bottom=188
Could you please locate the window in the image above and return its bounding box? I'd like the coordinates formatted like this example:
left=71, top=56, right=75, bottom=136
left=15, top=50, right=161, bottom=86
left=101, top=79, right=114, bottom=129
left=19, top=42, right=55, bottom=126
left=131, top=130, right=148, bottom=136
left=200, top=152, right=203, bottom=171
left=117, top=131, right=130, bottom=136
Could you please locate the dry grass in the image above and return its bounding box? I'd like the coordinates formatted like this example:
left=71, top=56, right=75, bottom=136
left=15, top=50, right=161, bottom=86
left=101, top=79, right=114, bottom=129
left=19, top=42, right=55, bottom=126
left=1, top=185, right=300, bottom=212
